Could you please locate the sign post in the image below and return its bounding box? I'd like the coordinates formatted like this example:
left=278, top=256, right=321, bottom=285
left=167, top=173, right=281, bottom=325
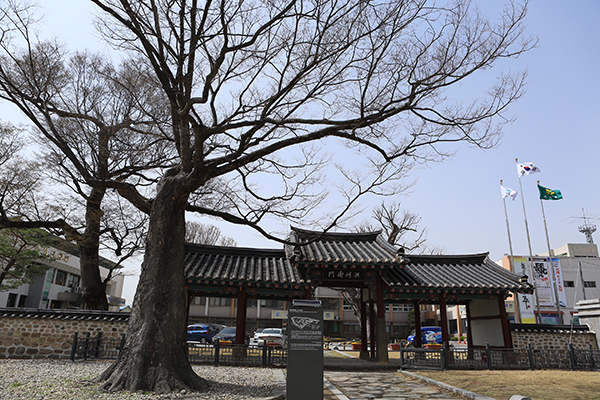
left=286, top=299, right=323, bottom=400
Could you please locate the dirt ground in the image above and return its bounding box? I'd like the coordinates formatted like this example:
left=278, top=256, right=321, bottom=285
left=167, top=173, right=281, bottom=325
left=414, top=369, right=600, bottom=400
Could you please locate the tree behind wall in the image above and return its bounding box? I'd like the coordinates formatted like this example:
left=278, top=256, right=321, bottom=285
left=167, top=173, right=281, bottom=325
left=0, top=227, right=51, bottom=291
left=0, top=16, right=172, bottom=309
left=11, top=0, right=534, bottom=393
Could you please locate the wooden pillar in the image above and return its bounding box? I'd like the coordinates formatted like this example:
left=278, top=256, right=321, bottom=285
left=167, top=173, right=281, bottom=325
left=376, top=273, right=389, bottom=363
left=465, top=301, right=473, bottom=346
left=369, top=298, right=376, bottom=358
left=304, top=287, right=312, bottom=300
left=498, top=296, right=514, bottom=348
left=439, top=294, right=449, bottom=344
left=235, top=289, right=248, bottom=345
left=456, top=305, right=463, bottom=337
left=360, top=288, right=368, bottom=359
left=413, top=300, right=422, bottom=348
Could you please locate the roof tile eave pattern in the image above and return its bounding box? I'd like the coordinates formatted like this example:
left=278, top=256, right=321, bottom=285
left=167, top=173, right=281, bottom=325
left=398, top=258, right=530, bottom=292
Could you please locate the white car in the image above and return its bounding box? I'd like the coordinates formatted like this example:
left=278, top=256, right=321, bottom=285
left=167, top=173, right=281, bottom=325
left=249, top=328, right=264, bottom=347
left=256, top=328, right=287, bottom=348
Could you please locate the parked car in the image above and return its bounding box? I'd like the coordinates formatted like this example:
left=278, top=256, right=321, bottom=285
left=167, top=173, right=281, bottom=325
left=256, top=328, right=287, bottom=348
left=249, top=328, right=264, bottom=347
left=210, top=326, right=249, bottom=344
left=186, top=324, right=214, bottom=343
left=406, top=326, right=442, bottom=346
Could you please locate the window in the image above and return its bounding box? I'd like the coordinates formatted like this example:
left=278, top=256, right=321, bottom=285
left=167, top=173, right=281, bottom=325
left=584, top=281, right=597, bottom=288
left=259, top=299, right=284, bottom=308
left=342, top=300, right=353, bottom=312
left=192, top=296, right=206, bottom=305
left=393, top=304, right=413, bottom=312
left=17, top=295, right=27, bottom=307
left=67, top=274, right=80, bottom=289
left=7, top=293, right=18, bottom=307
left=385, top=305, right=390, bottom=312
left=54, top=270, right=67, bottom=286
left=209, top=297, right=232, bottom=306
left=564, top=281, right=575, bottom=288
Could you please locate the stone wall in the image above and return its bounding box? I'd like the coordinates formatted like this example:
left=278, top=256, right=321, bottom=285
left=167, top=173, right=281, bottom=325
left=0, top=308, right=129, bottom=359
left=511, top=324, right=598, bottom=350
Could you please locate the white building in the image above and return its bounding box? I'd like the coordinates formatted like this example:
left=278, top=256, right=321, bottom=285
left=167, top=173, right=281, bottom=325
left=498, top=243, right=600, bottom=324
left=0, top=245, right=125, bottom=311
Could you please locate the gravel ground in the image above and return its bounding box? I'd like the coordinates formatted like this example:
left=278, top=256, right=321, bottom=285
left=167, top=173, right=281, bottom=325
left=0, top=360, right=280, bottom=400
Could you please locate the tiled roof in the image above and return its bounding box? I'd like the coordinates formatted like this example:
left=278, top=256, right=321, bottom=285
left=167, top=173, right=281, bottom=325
left=0, top=308, right=130, bottom=321
left=511, top=323, right=591, bottom=334
left=285, top=226, right=401, bottom=266
left=387, top=253, right=533, bottom=292
left=184, top=243, right=310, bottom=286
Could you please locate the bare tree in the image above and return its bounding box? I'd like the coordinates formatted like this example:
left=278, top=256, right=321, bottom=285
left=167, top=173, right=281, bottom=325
left=8, top=0, right=534, bottom=392
left=0, top=8, right=173, bottom=309
left=185, top=221, right=237, bottom=246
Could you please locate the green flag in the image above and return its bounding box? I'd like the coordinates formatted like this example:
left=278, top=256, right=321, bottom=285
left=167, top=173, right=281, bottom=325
left=538, top=184, right=563, bottom=200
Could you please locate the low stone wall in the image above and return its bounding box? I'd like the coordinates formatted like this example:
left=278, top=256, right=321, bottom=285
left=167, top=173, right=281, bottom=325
left=511, top=323, right=598, bottom=350
left=0, top=308, right=129, bottom=359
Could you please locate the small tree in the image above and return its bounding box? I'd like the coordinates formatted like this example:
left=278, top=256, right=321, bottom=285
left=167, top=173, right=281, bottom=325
left=184, top=221, right=237, bottom=247
left=0, top=227, right=51, bottom=291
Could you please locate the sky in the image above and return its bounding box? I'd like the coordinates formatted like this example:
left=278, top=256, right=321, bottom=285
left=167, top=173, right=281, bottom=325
left=3, top=1, right=600, bottom=306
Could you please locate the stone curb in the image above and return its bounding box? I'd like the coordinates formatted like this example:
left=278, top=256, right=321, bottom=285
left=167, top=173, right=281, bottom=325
left=398, top=370, right=498, bottom=400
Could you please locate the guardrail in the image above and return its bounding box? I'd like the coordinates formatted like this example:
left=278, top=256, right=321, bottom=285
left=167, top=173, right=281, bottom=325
left=69, top=332, right=287, bottom=368
left=70, top=332, right=125, bottom=361
left=398, top=343, right=600, bottom=371
left=187, top=341, right=287, bottom=368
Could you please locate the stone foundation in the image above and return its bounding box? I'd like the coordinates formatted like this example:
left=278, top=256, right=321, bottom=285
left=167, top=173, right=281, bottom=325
left=511, top=323, right=598, bottom=350
left=0, top=308, right=129, bottom=359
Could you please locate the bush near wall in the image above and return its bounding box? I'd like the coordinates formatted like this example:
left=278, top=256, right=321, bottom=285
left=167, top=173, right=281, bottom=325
left=0, top=308, right=129, bottom=359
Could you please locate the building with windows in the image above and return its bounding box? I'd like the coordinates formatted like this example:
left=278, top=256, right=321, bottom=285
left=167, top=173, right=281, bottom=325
left=0, top=244, right=125, bottom=311
left=498, top=243, right=600, bottom=324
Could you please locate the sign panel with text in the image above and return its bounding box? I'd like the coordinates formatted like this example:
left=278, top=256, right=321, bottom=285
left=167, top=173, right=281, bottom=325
left=286, top=300, right=323, bottom=400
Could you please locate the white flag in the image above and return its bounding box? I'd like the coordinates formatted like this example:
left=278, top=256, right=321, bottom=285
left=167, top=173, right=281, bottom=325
left=500, top=185, right=518, bottom=200
left=517, top=162, right=541, bottom=177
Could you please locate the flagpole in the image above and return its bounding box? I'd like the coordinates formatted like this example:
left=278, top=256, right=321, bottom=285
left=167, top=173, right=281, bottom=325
left=538, top=180, right=563, bottom=324
left=516, top=158, right=542, bottom=323
left=501, top=179, right=520, bottom=323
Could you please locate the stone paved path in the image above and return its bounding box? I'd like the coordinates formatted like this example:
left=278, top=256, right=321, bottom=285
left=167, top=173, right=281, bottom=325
left=323, top=371, right=462, bottom=400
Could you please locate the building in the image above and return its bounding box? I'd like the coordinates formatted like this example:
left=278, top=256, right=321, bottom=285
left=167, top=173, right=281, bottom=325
left=0, top=244, right=125, bottom=311
left=498, top=243, right=600, bottom=324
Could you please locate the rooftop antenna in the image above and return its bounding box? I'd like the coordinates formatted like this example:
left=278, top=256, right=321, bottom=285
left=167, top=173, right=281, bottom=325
left=578, top=208, right=597, bottom=244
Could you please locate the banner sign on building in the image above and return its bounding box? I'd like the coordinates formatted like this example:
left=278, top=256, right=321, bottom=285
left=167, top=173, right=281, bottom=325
left=514, top=257, right=536, bottom=323
left=551, top=258, right=568, bottom=308
left=532, top=257, right=555, bottom=307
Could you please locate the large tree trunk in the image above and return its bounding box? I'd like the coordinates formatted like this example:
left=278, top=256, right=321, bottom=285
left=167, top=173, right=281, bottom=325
left=80, top=187, right=109, bottom=310
left=97, top=176, right=208, bottom=393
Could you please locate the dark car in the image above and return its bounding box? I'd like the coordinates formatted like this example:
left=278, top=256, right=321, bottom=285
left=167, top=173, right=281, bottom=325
left=210, top=326, right=249, bottom=344
left=186, top=324, right=214, bottom=343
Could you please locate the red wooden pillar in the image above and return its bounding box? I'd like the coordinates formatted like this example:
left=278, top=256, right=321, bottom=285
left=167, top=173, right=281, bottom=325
left=360, top=289, right=368, bottom=355
left=413, top=300, right=422, bottom=348
left=304, top=287, right=312, bottom=300
left=369, top=298, right=376, bottom=358
left=235, top=289, right=248, bottom=345
left=465, top=301, right=473, bottom=347
left=439, top=294, right=449, bottom=345
left=498, top=296, right=514, bottom=348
